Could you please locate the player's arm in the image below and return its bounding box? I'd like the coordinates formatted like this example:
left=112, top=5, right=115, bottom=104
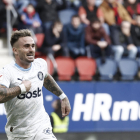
left=43, top=74, right=71, bottom=117
left=0, top=81, right=31, bottom=103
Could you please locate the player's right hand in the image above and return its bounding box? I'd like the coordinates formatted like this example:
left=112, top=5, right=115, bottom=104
left=22, top=80, right=31, bottom=92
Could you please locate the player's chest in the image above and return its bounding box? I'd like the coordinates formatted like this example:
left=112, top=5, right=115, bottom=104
left=10, top=70, right=44, bottom=87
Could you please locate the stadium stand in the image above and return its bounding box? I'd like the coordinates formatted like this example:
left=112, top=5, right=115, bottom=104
left=118, top=58, right=139, bottom=81
left=35, top=33, right=45, bottom=48
left=58, top=8, right=77, bottom=25
left=2, top=0, right=140, bottom=81
left=96, top=58, right=118, bottom=81
left=55, top=57, right=75, bottom=81
left=75, top=56, right=96, bottom=81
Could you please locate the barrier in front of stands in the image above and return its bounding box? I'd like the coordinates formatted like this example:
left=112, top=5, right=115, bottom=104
left=1, top=82, right=140, bottom=133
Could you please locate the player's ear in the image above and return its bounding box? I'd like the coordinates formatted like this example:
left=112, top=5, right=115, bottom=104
left=13, top=47, right=18, bottom=56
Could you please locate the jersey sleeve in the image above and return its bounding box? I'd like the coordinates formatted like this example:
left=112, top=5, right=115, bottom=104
left=0, top=68, right=11, bottom=88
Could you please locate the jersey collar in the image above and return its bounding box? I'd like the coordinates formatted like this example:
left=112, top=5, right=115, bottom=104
left=15, top=63, right=32, bottom=71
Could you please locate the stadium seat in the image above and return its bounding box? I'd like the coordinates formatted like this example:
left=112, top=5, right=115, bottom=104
left=55, top=57, right=75, bottom=81
left=119, top=59, right=138, bottom=81
left=75, top=57, right=96, bottom=81
left=35, top=33, right=45, bottom=48
left=58, top=9, right=77, bottom=25
left=96, top=58, right=117, bottom=80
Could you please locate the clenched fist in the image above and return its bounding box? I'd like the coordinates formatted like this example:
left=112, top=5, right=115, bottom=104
left=22, top=80, right=31, bottom=92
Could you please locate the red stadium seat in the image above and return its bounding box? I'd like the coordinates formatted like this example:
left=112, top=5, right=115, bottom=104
left=55, top=57, right=75, bottom=81
left=35, top=33, right=45, bottom=48
left=75, top=57, right=96, bottom=81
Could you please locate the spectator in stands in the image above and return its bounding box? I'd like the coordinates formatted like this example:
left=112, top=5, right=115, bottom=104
left=66, top=15, right=85, bottom=58
left=118, top=21, right=137, bottom=59
left=19, top=3, right=42, bottom=34
left=85, top=18, right=111, bottom=63
left=39, top=20, right=69, bottom=57
left=79, top=0, right=104, bottom=25
left=14, top=0, right=37, bottom=15
left=100, top=0, right=132, bottom=26
left=124, top=0, right=140, bottom=19
left=131, top=14, right=140, bottom=56
left=36, top=0, right=66, bottom=29
left=100, top=0, right=133, bottom=45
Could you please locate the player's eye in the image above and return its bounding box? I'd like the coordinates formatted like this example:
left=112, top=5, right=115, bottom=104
left=24, top=44, right=30, bottom=48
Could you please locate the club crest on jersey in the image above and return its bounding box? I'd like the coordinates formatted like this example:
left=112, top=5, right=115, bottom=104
left=37, top=71, right=43, bottom=81
left=43, top=128, right=52, bottom=135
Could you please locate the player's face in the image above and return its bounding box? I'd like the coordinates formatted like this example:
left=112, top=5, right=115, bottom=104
left=13, top=36, right=35, bottom=64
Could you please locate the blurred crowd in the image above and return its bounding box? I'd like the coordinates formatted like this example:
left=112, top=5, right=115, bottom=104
left=1, top=0, right=140, bottom=63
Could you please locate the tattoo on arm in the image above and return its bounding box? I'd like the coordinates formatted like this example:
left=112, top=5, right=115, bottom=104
left=0, top=84, right=21, bottom=103
left=43, top=74, right=63, bottom=96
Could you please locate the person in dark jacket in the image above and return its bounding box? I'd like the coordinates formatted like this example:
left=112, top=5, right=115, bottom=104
left=39, top=20, right=69, bottom=57
left=124, top=0, right=140, bottom=19
left=66, top=15, right=85, bottom=58
left=19, top=3, right=42, bottom=34
left=36, top=0, right=66, bottom=29
left=119, top=21, right=137, bottom=58
left=85, top=18, right=111, bottom=62
left=79, top=0, right=104, bottom=25
left=131, top=14, right=140, bottom=56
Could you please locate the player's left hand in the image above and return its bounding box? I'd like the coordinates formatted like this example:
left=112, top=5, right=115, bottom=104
left=61, top=97, right=71, bottom=117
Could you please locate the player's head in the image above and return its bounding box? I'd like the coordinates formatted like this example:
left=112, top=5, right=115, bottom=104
left=10, top=29, right=35, bottom=65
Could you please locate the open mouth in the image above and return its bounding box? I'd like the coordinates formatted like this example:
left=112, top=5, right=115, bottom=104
left=27, top=54, right=34, bottom=58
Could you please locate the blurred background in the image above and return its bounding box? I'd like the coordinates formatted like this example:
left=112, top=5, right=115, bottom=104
left=1, top=0, right=140, bottom=139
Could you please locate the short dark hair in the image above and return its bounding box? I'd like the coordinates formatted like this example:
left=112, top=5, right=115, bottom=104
left=52, top=20, right=62, bottom=28
left=90, top=17, right=100, bottom=24
left=72, top=14, right=80, bottom=19
left=10, top=29, right=32, bottom=47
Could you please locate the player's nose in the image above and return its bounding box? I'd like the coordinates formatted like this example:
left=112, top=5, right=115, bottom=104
left=29, top=46, right=35, bottom=52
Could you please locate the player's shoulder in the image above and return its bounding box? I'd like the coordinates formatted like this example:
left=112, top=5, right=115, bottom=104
left=34, top=58, right=47, bottom=64
left=33, top=58, right=47, bottom=67
left=0, top=61, right=15, bottom=71
left=0, top=61, right=15, bottom=75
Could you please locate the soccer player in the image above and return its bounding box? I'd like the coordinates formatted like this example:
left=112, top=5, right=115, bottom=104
left=0, top=29, right=71, bottom=140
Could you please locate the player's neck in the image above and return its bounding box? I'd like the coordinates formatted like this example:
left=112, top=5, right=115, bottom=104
left=15, top=60, right=31, bottom=69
